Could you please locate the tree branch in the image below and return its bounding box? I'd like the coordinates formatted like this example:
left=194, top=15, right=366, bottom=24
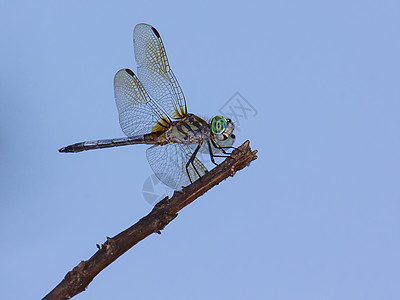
left=43, top=140, right=258, bottom=300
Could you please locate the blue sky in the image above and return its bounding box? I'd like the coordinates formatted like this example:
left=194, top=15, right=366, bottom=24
left=1, top=1, right=399, bottom=299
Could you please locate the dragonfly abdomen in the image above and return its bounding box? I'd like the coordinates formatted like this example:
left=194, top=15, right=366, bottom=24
left=59, top=135, right=155, bottom=153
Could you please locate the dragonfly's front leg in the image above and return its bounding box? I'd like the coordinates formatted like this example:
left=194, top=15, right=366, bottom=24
left=211, top=139, right=235, bottom=156
left=207, top=140, right=235, bottom=166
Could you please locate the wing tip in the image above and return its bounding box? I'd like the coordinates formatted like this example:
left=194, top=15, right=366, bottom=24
left=151, top=26, right=160, bottom=38
left=125, top=68, right=135, bottom=77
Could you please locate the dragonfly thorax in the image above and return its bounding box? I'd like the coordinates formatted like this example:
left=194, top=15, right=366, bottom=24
left=160, top=114, right=212, bottom=145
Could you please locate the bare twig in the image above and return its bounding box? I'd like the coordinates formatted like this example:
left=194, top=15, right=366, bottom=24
left=43, top=140, right=258, bottom=300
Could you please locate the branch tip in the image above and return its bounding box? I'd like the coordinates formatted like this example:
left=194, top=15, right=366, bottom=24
left=43, top=140, right=258, bottom=300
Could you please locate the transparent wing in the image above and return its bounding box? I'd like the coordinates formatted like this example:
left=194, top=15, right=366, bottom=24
left=114, top=68, right=171, bottom=136
left=146, top=143, right=207, bottom=190
left=134, top=23, right=187, bottom=119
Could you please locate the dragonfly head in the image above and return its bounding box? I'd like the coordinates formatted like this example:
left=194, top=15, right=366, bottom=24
left=210, top=115, right=235, bottom=141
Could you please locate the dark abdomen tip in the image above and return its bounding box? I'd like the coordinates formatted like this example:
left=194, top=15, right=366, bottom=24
left=58, top=142, right=84, bottom=153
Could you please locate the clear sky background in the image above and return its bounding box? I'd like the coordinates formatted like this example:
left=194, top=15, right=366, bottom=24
left=1, top=1, right=399, bottom=299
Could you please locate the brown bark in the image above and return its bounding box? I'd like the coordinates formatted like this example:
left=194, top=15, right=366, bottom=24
left=43, top=140, right=258, bottom=299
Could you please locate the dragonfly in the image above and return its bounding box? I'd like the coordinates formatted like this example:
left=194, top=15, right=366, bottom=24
left=59, top=23, right=236, bottom=190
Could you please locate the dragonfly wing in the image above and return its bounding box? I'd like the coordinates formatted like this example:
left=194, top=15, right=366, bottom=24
left=114, top=68, right=171, bottom=136
left=146, top=143, right=207, bottom=189
left=134, top=23, right=187, bottom=119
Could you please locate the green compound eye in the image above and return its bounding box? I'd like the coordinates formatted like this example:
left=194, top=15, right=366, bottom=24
left=211, top=115, right=227, bottom=135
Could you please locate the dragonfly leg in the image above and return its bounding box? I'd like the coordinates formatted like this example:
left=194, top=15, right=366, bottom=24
left=210, top=139, right=234, bottom=156
left=185, top=143, right=202, bottom=183
left=207, top=141, right=219, bottom=166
